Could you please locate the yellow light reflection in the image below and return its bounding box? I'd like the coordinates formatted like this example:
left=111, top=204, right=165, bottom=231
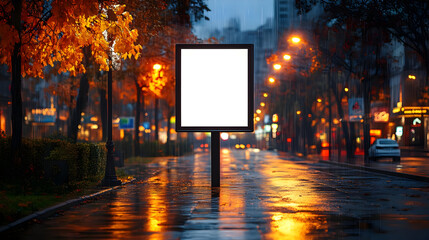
left=269, top=77, right=276, bottom=83
left=263, top=93, right=268, bottom=97
left=146, top=171, right=167, bottom=233
left=273, top=64, right=282, bottom=70
left=259, top=152, right=330, bottom=239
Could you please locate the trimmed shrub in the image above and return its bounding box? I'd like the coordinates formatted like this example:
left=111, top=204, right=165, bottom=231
left=0, top=138, right=106, bottom=188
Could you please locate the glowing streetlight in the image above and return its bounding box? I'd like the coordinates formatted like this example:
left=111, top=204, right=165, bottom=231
left=344, top=87, right=349, bottom=92
left=317, top=98, right=322, bottom=103
left=260, top=102, right=265, bottom=107
left=408, top=75, right=416, bottom=80
left=153, top=63, right=162, bottom=70
left=263, top=93, right=268, bottom=98
left=283, top=54, right=291, bottom=61
left=291, top=37, right=301, bottom=43
left=273, top=64, right=282, bottom=70
left=256, top=109, right=262, bottom=114
left=268, top=77, right=276, bottom=83
left=296, top=110, right=301, bottom=115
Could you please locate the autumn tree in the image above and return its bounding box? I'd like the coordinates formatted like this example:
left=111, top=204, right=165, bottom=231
left=120, top=0, right=209, bottom=156
left=0, top=0, right=141, bottom=162
left=297, top=0, right=429, bottom=159
left=267, top=32, right=322, bottom=155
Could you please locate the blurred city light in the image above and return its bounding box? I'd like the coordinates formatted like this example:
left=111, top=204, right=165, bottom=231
left=273, top=64, right=281, bottom=70
left=269, top=77, right=276, bottom=83
left=220, top=132, right=229, bottom=141
left=283, top=54, right=291, bottom=60
left=153, top=63, right=162, bottom=70
left=344, top=87, right=349, bottom=92
left=291, top=37, right=301, bottom=43
left=263, top=93, right=268, bottom=97
left=272, top=114, right=278, bottom=122
left=408, top=75, right=416, bottom=80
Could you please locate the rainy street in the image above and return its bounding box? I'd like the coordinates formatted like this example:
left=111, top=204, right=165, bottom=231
left=7, top=149, right=429, bottom=240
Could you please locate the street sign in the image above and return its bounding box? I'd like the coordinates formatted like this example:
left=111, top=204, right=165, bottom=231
left=175, top=44, right=254, bottom=132
left=119, top=117, right=135, bottom=130
left=349, top=98, right=364, bottom=122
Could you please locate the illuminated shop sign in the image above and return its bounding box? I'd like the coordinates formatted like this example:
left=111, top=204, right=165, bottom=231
left=396, top=126, right=403, bottom=137
left=392, top=106, right=429, bottom=116
left=31, top=108, right=56, bottom=123
left=370, top=129, right=381, bottom=136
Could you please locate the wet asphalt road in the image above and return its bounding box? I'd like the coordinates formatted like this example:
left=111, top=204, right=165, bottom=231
left=5, top=149, right=429, bottom=239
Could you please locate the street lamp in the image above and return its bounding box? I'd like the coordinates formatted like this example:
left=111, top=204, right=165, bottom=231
left=291, top=37, right=301, bottom=44
left=268, top=77, right=276, bottom=84
left=273, top=64, right=282, bottom=70
left=101, top=56, right=121, bottom=187
left=283, top=54, right=291, bottom=61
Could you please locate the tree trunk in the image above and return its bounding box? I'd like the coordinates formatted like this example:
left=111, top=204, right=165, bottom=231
left=68, top=46, right=91, bottom=142
left=154, top=96, right=159, bottom=141
left=330, top=79, right=352, bottom=159
left=134, top=78, right=141, bottom=156
left=98, top=85, right=107, bottom=142
left=166, top=106, right=173, bottom=156
left=11, top=0, right=23, bottom=165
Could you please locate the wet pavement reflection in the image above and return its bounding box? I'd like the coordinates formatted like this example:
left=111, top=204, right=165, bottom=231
left=6, top=150, right=429, bottom=239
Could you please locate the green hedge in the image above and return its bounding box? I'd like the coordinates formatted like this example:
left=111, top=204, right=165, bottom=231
left=114, top=139, right=193, bottom=158
left=0, top=138, right=106, bottom=188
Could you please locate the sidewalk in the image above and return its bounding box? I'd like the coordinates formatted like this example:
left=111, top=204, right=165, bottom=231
left=5, top=150, right=429, bottom=239
left=298, top=149, right=429, bottom=182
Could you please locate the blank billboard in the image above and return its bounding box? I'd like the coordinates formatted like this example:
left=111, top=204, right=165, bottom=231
left=176, top=44, right=254, bottom=132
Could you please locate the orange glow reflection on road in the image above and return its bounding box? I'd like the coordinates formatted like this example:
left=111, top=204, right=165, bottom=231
left=219, top=150, right=246, bottom=237
left=260, top=153, right=328, bottom=239
left=108, top=200, right=133, bottom=239
left=147, top=168, right=167, bottom=233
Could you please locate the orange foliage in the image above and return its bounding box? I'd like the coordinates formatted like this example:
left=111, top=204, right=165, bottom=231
left=0, top=0, right=141, bottom=78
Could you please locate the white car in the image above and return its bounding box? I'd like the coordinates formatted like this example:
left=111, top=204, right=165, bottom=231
left=369, top=138, right=400, bottom=162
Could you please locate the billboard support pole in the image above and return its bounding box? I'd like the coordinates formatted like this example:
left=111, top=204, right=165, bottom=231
left=211, top=132, right=220, bottom=188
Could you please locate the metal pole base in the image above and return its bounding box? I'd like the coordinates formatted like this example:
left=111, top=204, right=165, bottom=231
left=211, top=132, right=220, bottom=188
left=101, top=141, right=121, bottom=187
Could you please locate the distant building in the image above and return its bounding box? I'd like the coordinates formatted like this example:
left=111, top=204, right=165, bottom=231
left=210, top=18, right=275, bottom=87
left=389, top=39, right=428, bottom=148
left=273, top=0, right=323, bottom=48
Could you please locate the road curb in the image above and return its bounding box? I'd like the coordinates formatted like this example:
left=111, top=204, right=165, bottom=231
left=318, top=160, right=429, bottom=183
left=0, top=178, right=136, bottom=234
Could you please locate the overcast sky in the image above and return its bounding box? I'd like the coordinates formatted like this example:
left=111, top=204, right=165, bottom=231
left=193, top=0, right=274, bottom=39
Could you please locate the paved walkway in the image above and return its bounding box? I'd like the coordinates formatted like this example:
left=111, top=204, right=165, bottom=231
left=4, top=150, right=429, bottom=239
left=309, top=148, right=429, bottom=180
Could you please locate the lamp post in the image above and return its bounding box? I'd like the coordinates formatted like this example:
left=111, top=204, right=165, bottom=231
left=102, top=59, right=121, bottom=187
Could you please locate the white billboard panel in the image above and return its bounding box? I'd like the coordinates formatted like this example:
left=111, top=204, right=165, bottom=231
left=176, top=44, right=253, bottom=132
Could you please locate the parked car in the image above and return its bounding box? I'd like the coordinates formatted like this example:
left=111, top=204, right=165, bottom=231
left=369, top=138, right=400, bottom=162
